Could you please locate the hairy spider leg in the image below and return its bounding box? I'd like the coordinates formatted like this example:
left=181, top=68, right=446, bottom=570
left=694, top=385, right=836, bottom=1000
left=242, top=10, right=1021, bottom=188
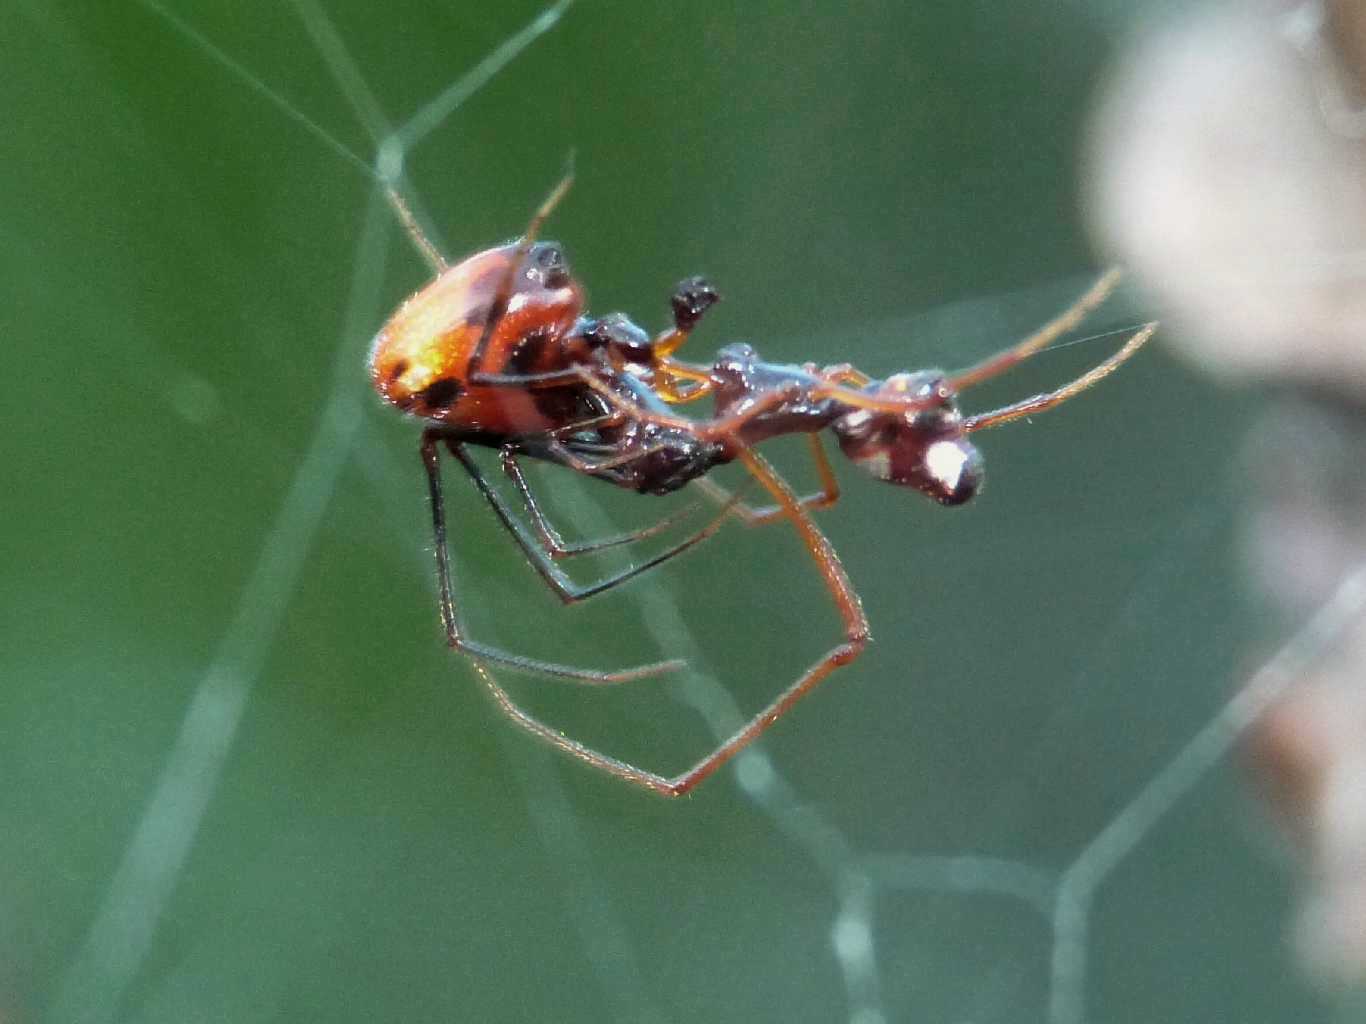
left=423, top=429, right=681, bottom=685
left=460, top=447, right=870, bottom=796
left=466, top=169, right=576, bottom=381
left=694, top=434, right=841, bottom=525
left=385, top=184, right=448, bottom=274
left=571, top=370, right=914, bottom=440
left=539, top=436, right=708, bottom=476
left=499, top=449, right=703, bottom=559
left=567, top=276, right=1155, bottom=440
left=811, top=362, right=873, bottom=388
left=379, top=168, right=589, bottom=403
left=947, top=267, right=1124, bottom=391
left=383, top=166, right=602, bottom=399
left=446, top=438, right=737, bottom=605
left=963, top=321, right=1158, bottom=432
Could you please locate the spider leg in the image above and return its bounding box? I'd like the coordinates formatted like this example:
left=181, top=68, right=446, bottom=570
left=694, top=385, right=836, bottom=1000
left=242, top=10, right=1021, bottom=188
left=651, top=360, right=715, bottom=404
left=948, top=267, right=1124, bottom=391
left=693, top=434, right=841, bottom=525
left=963, top=321, right=1157, bottom=432
left=817, top=362, right=872, bottom=387
left=540, top=437, right=694, bottom=476
left=422, top=429, right=679, bottom=685
left=468, top=366, right=596, bottom=389
left=464, top=359, right=703, bottom=401
left=658, top=448, right=869, bottom=794
left=467, top=659, right=688, bottom=796
left=383, top=183, right=448, bottom=273
left=446, top=440, right=734, bottom=606
left=570, top=271, right=1137, bottom=434
left=499, top=448, right=701, bottom=559
left=572, top=367, right=936, bottom=439
left=462, top=357, right=698, bottom=398
left=466, top=447, right=869, bottom=797
left=546, top=411, right=626, bottom=438
left=467, top=168, right=575, bottom=377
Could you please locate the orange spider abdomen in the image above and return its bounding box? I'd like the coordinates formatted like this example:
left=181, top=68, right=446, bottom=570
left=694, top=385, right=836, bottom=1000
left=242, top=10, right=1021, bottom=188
left=368, top=241, right=587, bottom=436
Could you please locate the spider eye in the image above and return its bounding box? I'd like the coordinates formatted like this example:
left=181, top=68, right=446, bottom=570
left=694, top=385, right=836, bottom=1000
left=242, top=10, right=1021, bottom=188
left=528, top=242, right=571, bottom=289
left=881, top=371, right=953, bottom=407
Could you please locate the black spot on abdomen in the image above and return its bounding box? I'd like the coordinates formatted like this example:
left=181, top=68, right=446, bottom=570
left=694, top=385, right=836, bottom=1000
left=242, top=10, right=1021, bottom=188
left=416, top=377, right=464, bottom=411
left=508, top=329, right=552, bottom=376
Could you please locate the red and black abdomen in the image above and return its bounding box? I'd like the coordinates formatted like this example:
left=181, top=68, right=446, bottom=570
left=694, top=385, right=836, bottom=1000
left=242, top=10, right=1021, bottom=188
left=368, top=242, right=590, bottom=437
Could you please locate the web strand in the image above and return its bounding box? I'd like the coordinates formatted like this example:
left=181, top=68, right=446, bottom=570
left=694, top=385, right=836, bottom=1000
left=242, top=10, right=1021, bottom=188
left=1048, top=562, right=1366, bottom=1024
left=134, top=0, right=372, bottom=177
left=50, top=6, right=573, bottom=1021
left=50, top=188, right=393, bottom=1024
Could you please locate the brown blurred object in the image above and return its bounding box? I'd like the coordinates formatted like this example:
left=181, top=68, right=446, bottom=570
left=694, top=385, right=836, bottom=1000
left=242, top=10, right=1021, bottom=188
left=1088, top=0, right=1366, bottom=985
left=1251, top=619, right=1366, bottom=981
left=1243, top=398, right=1366, bottom=984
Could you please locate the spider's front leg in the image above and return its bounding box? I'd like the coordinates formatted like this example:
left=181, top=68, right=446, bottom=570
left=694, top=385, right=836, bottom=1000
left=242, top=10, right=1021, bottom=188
left=693, top=434, right=842, bottom=525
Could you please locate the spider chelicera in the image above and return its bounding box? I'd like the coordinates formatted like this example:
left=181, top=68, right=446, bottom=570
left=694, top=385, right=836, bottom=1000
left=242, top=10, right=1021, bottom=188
left=368, top=174, right=1155, bottom=796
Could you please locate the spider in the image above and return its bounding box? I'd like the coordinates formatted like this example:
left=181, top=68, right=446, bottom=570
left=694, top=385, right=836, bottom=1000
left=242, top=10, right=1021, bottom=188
left=368, top=174, right=1156, bottom=796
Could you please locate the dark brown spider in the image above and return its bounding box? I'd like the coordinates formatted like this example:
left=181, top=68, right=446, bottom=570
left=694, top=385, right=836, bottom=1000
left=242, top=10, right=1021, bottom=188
left=369, top=175, right=1155, bottom=796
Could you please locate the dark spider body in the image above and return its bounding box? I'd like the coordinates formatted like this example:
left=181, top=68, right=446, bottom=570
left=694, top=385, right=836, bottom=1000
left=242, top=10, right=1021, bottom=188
left=706, top=343, right=983, bottom=506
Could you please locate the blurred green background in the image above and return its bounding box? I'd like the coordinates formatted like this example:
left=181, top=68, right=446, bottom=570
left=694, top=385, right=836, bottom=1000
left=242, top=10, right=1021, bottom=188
left=1, top=2, right=1326, bottom=1022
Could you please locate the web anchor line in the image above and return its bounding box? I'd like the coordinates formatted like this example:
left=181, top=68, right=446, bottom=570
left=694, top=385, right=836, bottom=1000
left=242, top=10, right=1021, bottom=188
left=53, top=5, right=580, bottom=1023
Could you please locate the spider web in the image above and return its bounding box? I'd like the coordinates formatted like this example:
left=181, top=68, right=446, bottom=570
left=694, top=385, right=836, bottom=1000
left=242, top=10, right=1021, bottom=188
left=9, top=3, right=1351, bottom=1022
